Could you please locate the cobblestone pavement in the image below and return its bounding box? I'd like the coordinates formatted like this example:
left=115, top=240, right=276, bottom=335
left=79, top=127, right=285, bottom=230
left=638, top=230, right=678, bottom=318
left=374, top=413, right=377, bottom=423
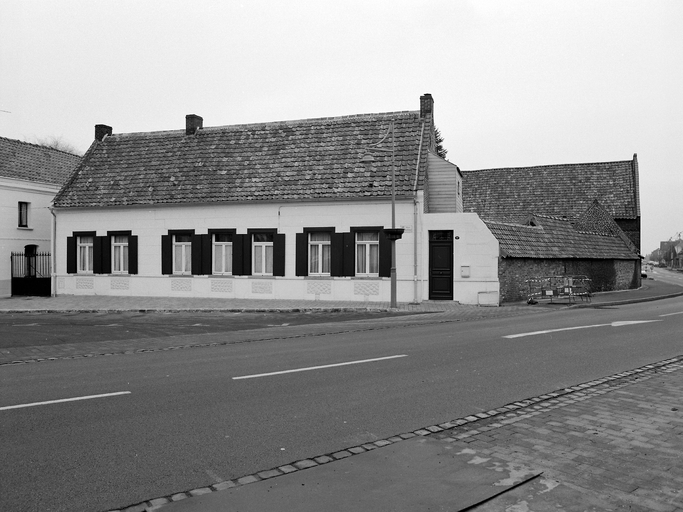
left=117, top=356, right=683, bottom=512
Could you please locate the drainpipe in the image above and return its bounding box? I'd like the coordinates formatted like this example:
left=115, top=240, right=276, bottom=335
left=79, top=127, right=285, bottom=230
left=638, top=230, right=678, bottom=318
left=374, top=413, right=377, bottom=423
left=50, top=207, right=57, bottom=297
left=412, top=122, right=425, bottom=304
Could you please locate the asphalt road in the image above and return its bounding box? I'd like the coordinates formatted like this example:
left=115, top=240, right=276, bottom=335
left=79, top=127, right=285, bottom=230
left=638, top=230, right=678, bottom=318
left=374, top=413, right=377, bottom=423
left=0, top=310, right=419, bottom=349
left=1, top=296, right=682, bottom=511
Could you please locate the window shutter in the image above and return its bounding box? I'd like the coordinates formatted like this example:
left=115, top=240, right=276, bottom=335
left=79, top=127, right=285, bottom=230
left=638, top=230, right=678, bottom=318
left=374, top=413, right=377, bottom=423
left=191, top=234, right=203, bottom=275
left=379, top=229, right=391, bottom=277
left=330, top=233, right=344, bottom=277
left=161, top=235, right=172, bottom=275
left=232, top=234, right=244, bottom=275
left=66, top=236, right=77, bottom=274
left=99, top=236, right=112, bottom=274
left=241, top=234, right=252, bottom=276
left=295, top=233, right=308, bottom=276
left=273, top=233, right=286, bottom=277
left=128, top=236, right=138, bottom=275
left=93, top=236, right=104, bottom=274
left=201, top=234, right=212, bottom=275
left=342, top=232, right=355, bottom=277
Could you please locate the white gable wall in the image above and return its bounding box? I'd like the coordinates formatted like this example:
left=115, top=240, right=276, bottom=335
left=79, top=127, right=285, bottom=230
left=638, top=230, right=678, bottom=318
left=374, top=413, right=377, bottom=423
left=54, top=197, right=499, bottom=305
left=0, top=178, right=59, bottom=297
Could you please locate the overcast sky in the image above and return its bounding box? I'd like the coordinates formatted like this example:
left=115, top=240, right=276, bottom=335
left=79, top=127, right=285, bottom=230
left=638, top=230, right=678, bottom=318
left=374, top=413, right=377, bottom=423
left=1, top=0, right=681, bottom=254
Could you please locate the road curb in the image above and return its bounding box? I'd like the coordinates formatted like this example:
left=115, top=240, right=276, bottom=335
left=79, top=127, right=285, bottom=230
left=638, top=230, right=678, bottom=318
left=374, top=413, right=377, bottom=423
left=107, top=355, right=683, bottom=512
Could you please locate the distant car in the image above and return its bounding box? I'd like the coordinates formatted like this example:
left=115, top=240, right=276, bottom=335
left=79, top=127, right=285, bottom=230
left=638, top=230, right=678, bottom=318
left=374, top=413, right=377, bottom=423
left=641, top=271, right=647, bottom=279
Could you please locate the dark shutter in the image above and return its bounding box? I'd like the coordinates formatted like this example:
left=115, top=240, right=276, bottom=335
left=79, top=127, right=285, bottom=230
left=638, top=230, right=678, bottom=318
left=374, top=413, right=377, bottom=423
left=128, top=236, right=138, bottom=275
left=330, top=233, right=344, bottom=277
left=379, top=230, right=391, bottom=277
left=241, top=234, right=252, bottom=276
left=201, top=234, right=213, bottom=275
left=93, top=236, right=104, bottom=274
left=161, top=235, right=172, bottom=275
left=232, top=234, right=244, bottom=275
left=99, top=236, right=112, bottom=274
left=295, top=233, right=308, bottom=276
left=273, top=233, right=285, bottom=277
left=191, top=234, right=203, bottom=275
left=66, top=236, right=77, bottom=274
left=342, top=232, right=355, bottom=276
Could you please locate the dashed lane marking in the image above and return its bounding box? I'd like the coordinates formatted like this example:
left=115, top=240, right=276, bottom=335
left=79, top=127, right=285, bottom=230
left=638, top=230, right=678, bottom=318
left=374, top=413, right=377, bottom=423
left=0, top=391, right=131, bottom=411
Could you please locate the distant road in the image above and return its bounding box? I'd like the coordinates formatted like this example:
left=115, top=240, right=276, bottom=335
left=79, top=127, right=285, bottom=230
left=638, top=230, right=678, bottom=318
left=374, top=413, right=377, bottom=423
left=650, top=267, right=683, bottom=287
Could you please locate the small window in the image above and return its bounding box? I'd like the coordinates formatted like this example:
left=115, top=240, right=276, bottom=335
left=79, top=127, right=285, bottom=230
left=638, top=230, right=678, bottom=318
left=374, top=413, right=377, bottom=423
left=253, top=233, right=274, bottom=276
left=356, top=231, right=379, bottom=276
left=173, top=234, right=192, bottom=275
left=18, top=202, right=29, bottom=228
left=309, top=232, right=331, bottom=275
left=77, top=236, right=94, bottom=273
left=112, top=235, right=129, bottom=274
left=213, top=233, right=233, bottom=275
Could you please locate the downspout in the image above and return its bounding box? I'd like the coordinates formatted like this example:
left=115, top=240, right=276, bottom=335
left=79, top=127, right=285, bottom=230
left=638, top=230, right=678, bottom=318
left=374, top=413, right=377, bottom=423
left=50, top=207, right=57, bottom=297
left=412, top=121, right=425, bottom=304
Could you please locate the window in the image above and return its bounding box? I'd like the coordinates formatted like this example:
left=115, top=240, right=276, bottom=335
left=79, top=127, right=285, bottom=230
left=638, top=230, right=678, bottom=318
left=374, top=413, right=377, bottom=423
left=173, top=234, right=192, bottom=274
left=18, top=202, right=29, bottom=228
left=112, top=235, right=129, bottom=274
left=356, top=231, right=379, bottom=276
left=252, top=233, right=274, bottom=276
left=309, top=232, right=331, bottom=275
left=213, top=233, right=233, bottom=275
left=77, top=236, right=94, bottom=273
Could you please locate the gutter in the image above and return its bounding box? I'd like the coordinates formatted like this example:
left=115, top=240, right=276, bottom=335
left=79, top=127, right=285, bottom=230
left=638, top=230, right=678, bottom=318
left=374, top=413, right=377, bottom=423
left=50, top=207, right=57, bottom=297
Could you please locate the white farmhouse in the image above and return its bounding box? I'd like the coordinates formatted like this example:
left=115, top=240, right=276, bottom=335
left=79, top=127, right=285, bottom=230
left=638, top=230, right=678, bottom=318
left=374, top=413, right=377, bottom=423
left=52, top=95, right=499, bottom=305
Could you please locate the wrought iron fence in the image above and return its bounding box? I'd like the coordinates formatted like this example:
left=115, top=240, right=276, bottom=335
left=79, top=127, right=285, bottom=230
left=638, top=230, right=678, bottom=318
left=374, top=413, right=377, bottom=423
left=11, top=252, right=51, bottom=278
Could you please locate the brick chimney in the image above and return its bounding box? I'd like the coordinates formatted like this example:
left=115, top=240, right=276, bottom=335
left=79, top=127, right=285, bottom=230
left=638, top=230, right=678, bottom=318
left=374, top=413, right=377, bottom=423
left=95, top=124, right=112, bottom=141
left=420, top=94, right=433, bottom=119
left=186, top=114, right=203, bottom=135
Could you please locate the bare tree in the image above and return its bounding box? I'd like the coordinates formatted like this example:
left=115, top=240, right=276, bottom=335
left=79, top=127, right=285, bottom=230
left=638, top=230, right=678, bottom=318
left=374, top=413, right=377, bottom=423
left=33, top=136, right=81, bottom=156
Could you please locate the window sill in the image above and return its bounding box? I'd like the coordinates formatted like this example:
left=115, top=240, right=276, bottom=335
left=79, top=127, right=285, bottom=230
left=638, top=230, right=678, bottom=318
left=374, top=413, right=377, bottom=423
left=17, top=227, right=33, bottom=231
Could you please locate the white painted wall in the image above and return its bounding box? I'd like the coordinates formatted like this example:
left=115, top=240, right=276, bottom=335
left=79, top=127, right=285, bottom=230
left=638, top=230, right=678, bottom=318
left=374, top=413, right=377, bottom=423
left=0, top=178, right=59, bottom=297
left=54, top=197, right=499, bottom=305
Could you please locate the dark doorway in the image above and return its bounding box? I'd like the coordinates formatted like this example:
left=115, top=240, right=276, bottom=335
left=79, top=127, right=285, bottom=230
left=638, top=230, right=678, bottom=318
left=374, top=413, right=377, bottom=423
left=429, top=230, right=453, bottom=300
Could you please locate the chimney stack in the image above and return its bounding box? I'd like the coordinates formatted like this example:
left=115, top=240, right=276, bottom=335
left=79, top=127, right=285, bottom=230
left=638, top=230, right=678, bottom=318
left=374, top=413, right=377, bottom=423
left=186, top=114, right=203, bottom=135
left=420, top=94, right=433, bottom=119
left=95, top=124, right=112, bottom=141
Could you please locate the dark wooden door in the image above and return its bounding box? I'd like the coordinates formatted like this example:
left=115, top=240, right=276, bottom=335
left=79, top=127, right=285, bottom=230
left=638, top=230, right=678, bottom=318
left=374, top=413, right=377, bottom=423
left=429, top=231, right=453, bottom=300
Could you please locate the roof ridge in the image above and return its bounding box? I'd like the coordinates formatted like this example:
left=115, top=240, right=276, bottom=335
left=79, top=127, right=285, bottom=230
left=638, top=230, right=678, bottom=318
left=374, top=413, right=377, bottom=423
left=461, top=158, right=634, bottom=173
left=108, top=110, right=420, bottom=139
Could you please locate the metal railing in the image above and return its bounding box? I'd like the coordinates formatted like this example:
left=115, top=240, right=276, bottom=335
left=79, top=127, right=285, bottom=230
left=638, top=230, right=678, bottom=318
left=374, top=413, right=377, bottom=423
left=11, top=252, right=51, bottom=278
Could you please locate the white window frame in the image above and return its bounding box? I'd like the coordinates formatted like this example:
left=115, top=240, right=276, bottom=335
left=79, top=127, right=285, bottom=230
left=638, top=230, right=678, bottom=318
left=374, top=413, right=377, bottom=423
left=212, top=233, right=233, bottom=275
left=77, top=236, right=94, bottom=274
left=18, top=202, right=29, bottom=228
left=309, top=232, right=331, bottom=275
left=355, top=231, right=379, bottom=276
left=252, top=233, right=274, bottom=276
left=112, top=235, right=129, bottom=274
left=173, top=234, right=192, bottom=275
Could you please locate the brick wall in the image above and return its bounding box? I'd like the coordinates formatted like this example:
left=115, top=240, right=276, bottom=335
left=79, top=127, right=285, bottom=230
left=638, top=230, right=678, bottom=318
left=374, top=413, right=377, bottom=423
left=498, top=258, right=641, bottom=303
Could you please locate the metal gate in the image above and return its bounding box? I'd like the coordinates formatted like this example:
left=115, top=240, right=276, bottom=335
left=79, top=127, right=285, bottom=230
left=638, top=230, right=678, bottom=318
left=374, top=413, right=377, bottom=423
left=11, top=252, right=51, bottom=296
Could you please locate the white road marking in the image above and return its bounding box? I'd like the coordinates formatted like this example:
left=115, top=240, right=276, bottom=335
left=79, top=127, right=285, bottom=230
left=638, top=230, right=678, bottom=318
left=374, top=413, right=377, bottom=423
left=504, top=320, right=662, bottom=339
left=233, top=354, right=408, bottom=380
left=0, top=391, right=131, bottom=411
left=660, top=311, right=683, bottom=317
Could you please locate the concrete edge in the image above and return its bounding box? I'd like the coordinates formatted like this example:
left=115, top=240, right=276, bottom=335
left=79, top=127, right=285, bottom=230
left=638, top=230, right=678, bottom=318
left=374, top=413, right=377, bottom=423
left=107, top=355, right=683, bottom=512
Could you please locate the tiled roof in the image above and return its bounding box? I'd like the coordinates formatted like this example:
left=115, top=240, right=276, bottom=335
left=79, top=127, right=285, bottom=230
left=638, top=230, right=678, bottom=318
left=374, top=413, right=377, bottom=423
left=486, top=214, right=639, bottom=260
left=0, top=137, right=81, bottom=186
left=462, top=157, right=639, bottom=221
left=53, top=111, right=430, bottom=208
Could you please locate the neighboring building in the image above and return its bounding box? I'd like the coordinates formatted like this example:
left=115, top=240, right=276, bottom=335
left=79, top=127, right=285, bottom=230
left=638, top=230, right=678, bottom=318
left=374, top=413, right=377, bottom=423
left=486, top=201, right=641, bottom=302
left=52, top=95, right=500, bottom=305
left=0, top=137, right=80, bottom=297
left=461, top=155, right=641, bottom=251
left=660, top=239, right=683, bottom=268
